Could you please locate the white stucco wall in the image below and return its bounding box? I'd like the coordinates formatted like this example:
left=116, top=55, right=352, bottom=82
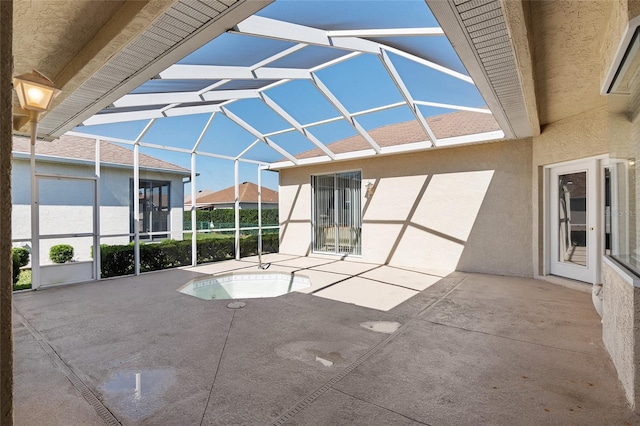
left=278, top=139, right=533, bottom=276
left=11, top=158, right=185, bottom=264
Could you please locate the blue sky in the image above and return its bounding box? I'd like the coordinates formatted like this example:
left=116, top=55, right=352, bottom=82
left=74, top=0, right=486, bottom=195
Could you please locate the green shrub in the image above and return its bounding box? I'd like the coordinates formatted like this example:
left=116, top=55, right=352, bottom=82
left=185, top=208, right=279, bottom=230
left=11, top=247, right=30, bottom=284
left=50, top=244, right=74, bottom=263
left=98, top=233, right=279, bottom=279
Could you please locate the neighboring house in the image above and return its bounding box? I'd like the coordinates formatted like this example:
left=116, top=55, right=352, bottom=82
left=185, top=182, right=278, bottom=210
left=11, top=134, right=189, bottom=265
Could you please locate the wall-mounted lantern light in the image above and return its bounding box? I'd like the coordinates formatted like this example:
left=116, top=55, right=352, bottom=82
left=13, top=70, right=60, bottom=116
left=365, top=181, right=374, bottom=198
left=13, top=70, right=60, bottom=291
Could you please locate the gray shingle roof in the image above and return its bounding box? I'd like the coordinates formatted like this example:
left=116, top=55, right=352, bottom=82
left=295, top=110, right=501, bottom=160
left=12, top=134, right=189, bottom=173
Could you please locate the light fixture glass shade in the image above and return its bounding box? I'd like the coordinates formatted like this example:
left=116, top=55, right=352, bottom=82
left=13, top=70, right=60, bottom=113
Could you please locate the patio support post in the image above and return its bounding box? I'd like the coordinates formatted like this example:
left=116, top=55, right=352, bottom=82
left=234, top=160, right=240, bottom=260
left=258, top=165, right=262, bottom=256
left=133, top=144, right=140, bottom=275
left=190, top=153, right=197, bottom=267
left=0, top=0, right=13, bottom=422
left=94, top=139, right=101, bottom=280
left=29, top=123, right=40, bottom=290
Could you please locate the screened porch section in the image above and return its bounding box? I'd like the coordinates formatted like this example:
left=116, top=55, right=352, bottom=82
left=12, top=0, right=508, bottom=290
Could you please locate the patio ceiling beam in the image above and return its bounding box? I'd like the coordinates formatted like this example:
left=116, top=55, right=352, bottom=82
left=220, top=106, right=299, bottom=165
left=233, top=16, right=471, bottom=83
left=134, top=119, right=156, bottom=145
left=201, top=89, right=260, bottom=102
left=191, top=112, right=216, bottom=153
left=311, top=73, right=381, bottom=154
left=413, top=100, right=491, bottom=114
left=163, top=104, right=221, bottom=118
left=235, top=139, right=261, bottom=160
left=195, top=150, right=265, bottom=165
left=234, top=15, right=380, bottom=54
left=350, top=101, right=407, bottom=117
left=327, top=28, right=445, bottom=37
left=260, top=93, right=336, bottom=160
left=113, top=91, right=202, bottom=108
left=159, top=64, right=311, bottom=81
left=83, top=109, right=166, bottom=126
left=251, top=43, right=308, bottom=69
left=379, top=50, right=438, bottom=147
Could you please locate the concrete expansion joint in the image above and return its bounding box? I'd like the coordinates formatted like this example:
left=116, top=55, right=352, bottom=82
left=270, top=277, right=468, bottom=425
left=200, top=309, right=236, bottom=425
left=13, top=307, right=122, bottom=425
left=423, top=318, right=599, bottom=357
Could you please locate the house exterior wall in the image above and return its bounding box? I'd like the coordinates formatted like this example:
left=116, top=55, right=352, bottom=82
left=602, top=258, right=640, bottom=409
left=531, top=105, right=610, bottom=278
left=279, top=139, right=533, bottom=276
left=11, top=158, right=185, bottom=264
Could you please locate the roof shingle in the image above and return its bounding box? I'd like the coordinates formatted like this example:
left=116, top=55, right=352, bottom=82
left=295, top=110, right=501, bottom=160
left=12, top=134, right=188, bottom=173
left=190, top=182, right=278, bottom=206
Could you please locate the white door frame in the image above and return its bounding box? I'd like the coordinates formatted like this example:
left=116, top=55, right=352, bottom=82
left=33, top=173, right=98, bottom=289
left=544, top=155, right=608, bottom=284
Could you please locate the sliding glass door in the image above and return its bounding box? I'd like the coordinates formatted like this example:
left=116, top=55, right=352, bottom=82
left=312, top=171, right=362, bottom=255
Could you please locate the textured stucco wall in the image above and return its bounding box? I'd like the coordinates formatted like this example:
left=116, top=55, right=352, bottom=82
left=602, top=259, right=640, bottom=409
left=0, top=1, right=12, bottom=422
left=531, top=106, right=609, bottom=277
left=279, top=139, right=533, bottom=276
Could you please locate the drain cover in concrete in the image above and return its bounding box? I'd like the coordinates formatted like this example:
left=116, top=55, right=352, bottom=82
left=227, top=301, right=246, bottom=309
left=360, top=321, right=402, bottom=334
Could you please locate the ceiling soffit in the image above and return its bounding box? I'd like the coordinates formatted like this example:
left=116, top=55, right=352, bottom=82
left=38, top=0, right=272, bottom=138
left=426, top=0, right=537, bottom=138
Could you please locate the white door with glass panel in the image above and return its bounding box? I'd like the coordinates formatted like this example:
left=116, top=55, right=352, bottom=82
left=549, top=161, right=597, bottom=283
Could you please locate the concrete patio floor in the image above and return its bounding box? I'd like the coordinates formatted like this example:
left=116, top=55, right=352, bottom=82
left=12, top=254, right=639, bottom=425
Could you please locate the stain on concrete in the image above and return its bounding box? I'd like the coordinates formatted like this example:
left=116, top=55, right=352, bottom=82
left=360, top=321, right=402, bottom=334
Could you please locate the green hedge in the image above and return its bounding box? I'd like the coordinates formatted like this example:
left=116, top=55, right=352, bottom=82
left=99, top=233, right=279, bottom=278
left=12, top=247, right=30, bottom=284
left=184, top=208, right=279, bottom=230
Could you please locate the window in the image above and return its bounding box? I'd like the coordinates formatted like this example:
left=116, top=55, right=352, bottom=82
left=130, top=179, right=170, bottom=241
left=312, top=171, right=362, bottom=255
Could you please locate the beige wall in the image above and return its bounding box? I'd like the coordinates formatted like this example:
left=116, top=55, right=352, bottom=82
left=279, top=139, right=533, bottom=276
left=531, top=105, right=609, bottom=277
left=602, top=258, right=640, bottom=409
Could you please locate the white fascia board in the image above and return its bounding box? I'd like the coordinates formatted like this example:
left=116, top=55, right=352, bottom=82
left=163, top=104, right=221, bottom=117
left=253, top=67, right=311, bottom=80
left=413, top=100, right=491, bottom=114
left=114, top=91, right=202, bottom=107
left=328, top=28, right=444, bottom=38
left=83, top=110, right=165, bottom=126
left=434, top=130, right=504, bottom=147
left=380, top=141, right=432, bottom=154
left=201, top=89, right=260, bottom=101
left=160, top=64, right=254, bottom=80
